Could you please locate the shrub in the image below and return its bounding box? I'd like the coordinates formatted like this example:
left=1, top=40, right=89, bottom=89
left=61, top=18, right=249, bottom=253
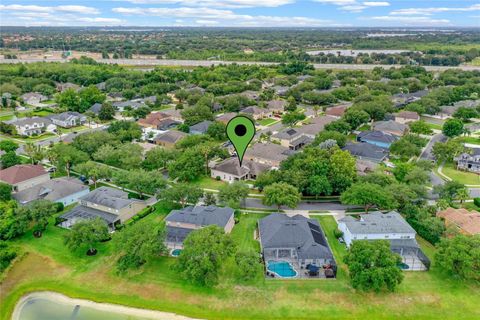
left=474, top=197, right=480, bottom=207
left=334, top=229, right=344, bottom=239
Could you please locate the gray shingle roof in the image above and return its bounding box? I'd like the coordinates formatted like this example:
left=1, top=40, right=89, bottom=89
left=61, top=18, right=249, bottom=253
left=338, top=211, right=416, bottom=235
left=245, top=142, right=295, bottom=164
left=6, top=117, right=52, bottom=127
left=358, top=130, right=399, bottom=144
left=259, top=213, right=334, bottom=260
left=154, top=130, right=187, bottom=144
left=80, top=186, right=136, bottom=209
left=60, top=204, right=119, bottom=224
left=372, top=120, right=407, bottom=134
left=212, top=158, right=271, bottom=177
left=343, top=142, right=388, bottom=162
left=190, top=120, right=212, bottom=133
left=13, top=178, right=88, bottom=204
left=49, top=111, right=85, bottom=122
left=165, top=205, right=234, bottom=228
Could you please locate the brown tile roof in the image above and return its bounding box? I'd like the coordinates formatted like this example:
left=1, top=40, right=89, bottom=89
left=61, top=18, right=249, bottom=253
left=395, top=111, right=420, bottom=120
left=0, top=164, right=47, bottom=185
left=437, top=207, right=480, bottom=235
left=325, top=105, right=348, bottom=117
left=137, top=112, right=170, bottom=127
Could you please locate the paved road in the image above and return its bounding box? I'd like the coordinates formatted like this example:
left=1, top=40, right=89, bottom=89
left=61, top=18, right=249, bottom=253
left=2, top=58, right=479, bottom=72
left=243, top=198, right=357, bottom=211
left=419, top=133, right=446, bottom=161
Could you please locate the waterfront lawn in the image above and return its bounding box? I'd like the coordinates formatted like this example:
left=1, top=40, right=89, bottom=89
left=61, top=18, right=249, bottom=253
left=2, top=213, right=480, bottom=320
left=440, top=163, right=480, bottom=185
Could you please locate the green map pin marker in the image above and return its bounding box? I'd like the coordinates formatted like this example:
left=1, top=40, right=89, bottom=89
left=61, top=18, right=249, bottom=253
left=226, top=115, right=256, bottom=166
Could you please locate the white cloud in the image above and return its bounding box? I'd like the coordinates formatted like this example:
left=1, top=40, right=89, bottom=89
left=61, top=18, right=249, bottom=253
left=313, top=0, right=357, bottom=5
left=363, top=2, right=390, bottom=7
left=121, top=0, right=294, bottom=8
left=112, top=6, right=339, bottom=26
left=370, top=16, right=450, bottom=26
left=391, top=4, right=480, bottom=16
left=341, top=5, right=367, bottom=12
left=0, top=4, right=100, bottom=15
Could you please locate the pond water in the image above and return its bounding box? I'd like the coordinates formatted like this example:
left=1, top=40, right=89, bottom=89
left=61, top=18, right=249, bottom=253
left=14, top=293, right=180, bottom=320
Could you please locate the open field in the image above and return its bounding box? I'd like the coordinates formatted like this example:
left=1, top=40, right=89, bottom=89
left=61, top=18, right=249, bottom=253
left=2, top=213, right=480, bottom=320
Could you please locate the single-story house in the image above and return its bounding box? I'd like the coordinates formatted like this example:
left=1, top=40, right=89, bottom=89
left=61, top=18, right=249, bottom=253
left=325, top=104, right=349, bottom=118
left=160, top=108, right=184, bottom=123
left=296, top=115, right=336, bottom=138
left=190, top=120, right=213, bottom=135
left=392, top=90, right=428, bottom=108
left=0, top=164, right=50, bottom=192
left=272, top=86, right=289, bottom=97
left=216, top=112, right=237, bottom=125
left=21, top=92, right=48, bottom=105
left=259, top=213, right=336, bottom=278
left=153, top=130, right=187, bottom=149
left=244, top=142, right=295, bottom=167
left=266, top=100, right=287, bottom=114
left=343, top=142, right=388, bottom=163
left=437, top=207, right=480, bottom=236
left=394, top=111, right=420, bottom=124
left=58, top=186, right=147, bottom=229
left=357, top=130, right=399, bottom=149
left=240, top=90, right=260, bottom=101
left=89, top=103, right=103, bottom=115
left=240, top=106, right=272, bottom=120
left=13, top=177, right=89, bottom=206
left=156, top=119, right=181, bottom=131
left=338, top=211, right=430, bottom=271
left=372, top=120, right=408, bottom=136
left=271, top=128, right=313, bottom=150
left=356, top=159, right=378, bottom=176
left=5, top=117, right=57, bottom=136
left=210, top=158, right=271, bottom=182
left=165, top=205, right=235, bottom=250
left=49, top=112, right=87, bottom=128
left=137, top=112, right=171, bottom=129
left=56, top=82, right=81, bottom=92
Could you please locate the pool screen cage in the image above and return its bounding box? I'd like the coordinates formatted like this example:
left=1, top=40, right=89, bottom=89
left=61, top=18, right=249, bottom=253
left=263, top=248, right=296, bottom=260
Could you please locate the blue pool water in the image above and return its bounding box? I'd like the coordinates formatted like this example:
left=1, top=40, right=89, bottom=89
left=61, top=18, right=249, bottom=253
left=267, top=260, right=297, bottom=278
left=171, top=249, right=182, bottom=256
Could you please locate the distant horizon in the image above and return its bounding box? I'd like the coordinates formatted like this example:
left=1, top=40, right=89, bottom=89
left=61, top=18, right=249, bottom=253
left=1, top=26, right=480, bottom=29
left=1, top=1, right=479, bottom=28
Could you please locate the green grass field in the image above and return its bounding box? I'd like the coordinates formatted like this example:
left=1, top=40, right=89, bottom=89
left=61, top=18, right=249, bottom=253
left=258, top=118, right=278, bottom=126
left=458, top=136, right=480, bottom=145
left=1, top=213, right=480, bottom=320
left=440, top=163, right=480, bottom=185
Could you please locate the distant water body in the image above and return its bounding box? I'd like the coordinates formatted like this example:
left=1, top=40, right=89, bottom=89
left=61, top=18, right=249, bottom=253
left=13, top=292, right=199, bottom=320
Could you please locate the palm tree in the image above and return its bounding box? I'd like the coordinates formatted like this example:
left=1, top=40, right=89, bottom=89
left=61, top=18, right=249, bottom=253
left=24, top=143, right=45, bottom=164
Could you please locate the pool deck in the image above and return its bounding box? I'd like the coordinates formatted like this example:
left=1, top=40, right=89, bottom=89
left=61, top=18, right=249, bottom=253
left=265, top=259, right=331, bottom=279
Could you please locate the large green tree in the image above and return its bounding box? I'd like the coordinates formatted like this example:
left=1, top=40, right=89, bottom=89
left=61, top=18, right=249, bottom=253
left=341, top=182, right=397, bottom=213
left=115, top=169, right=166, bottom=199
left=176, top=225, right=236, bottom=286
left=218, top=181, right=249, bottom=209
left=345, top=240, right=404, bottom=292
left=262, top=182, right=301, bottom=210
left=64, top=218, right=109, bottom=255
left=435, top=234, right=480, bottom=281
left=75, top=161, right=112, bottom=188
left=442, top=118, right=464, bottom=137
left=49, top=143, right=89, bottom=177
left=162, top=183, right=203, bottom=208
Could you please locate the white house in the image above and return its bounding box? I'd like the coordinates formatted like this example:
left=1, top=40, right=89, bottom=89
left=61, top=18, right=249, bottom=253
left=49, top=112, right=87, bottom=128
left=338, top=211, right=430, bottom=271
left=5, top=117, right=57, bottom=136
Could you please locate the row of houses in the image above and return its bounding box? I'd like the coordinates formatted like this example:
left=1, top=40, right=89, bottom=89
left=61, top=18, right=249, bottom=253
left=3, top=112, right=87, bottom=136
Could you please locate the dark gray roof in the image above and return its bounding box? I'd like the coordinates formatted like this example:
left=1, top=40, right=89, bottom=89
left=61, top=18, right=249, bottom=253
left=166, top=226, right=193, bottom=244
left=372, top=120, right=407, bottom=134
left=212, top=158, right=271, bottom=177
left=358, top=130, right=399, bottom=144
left=273, top=128, right=301, bottom=140
left=49, top=111, right=85, bottom=122
left=338, top=211, right=416, bottom=235
left=89, top=103, right=102, bottom=114
left=165, top=205, right=234, bottom=228
left=13, top=178, right=88, bottom=204
left=343, top=142, right=388, bottom=162
left=154, top=130, right=187, bottom=144
left=7, top=117, right=52, bottom=126
left=60, top=204, right=119, bottom=224
left=259, top=214, right=334, bottom=260
left=80, top=187, right=136, bottom=209
left=245, top=142, right=294, bottom=163
left=190, top=120, right=213, bottom=133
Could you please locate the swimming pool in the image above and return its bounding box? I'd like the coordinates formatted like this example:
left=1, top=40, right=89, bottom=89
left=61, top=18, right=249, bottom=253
left=171, top=249, right=182, bottom=257
left=267, top=260, right=297, bottom=278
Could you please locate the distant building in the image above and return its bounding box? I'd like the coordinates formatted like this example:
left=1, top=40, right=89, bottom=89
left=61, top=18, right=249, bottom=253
left=56, top=82, right=81, bottom=92
left=357, top=130, right=399, bottom=149
left=244, top=142, right=294, bottom=167
left=21, top=92, right=48, bottom=105
left=153, top=130, right=187, bottom=149
left=215, top=112, right=237, bottom=125
left=137, top=112, right=171, bottom=129
left=190, top=120, right=213, bottom=135
left=165, top=205, right=235, bottom=250
left=240, top=106, right=272, bottom=120
left=266, top=100, right=286, bottom=114
left=454, top=150, right=480, bottom=173
left=372, top=120, right=408, bottom=136
left=394, top=111, right=420, bottom=124
left=338, top=211, right=430, bottom=271
left=343, top=142, right=388, bottom=163
left=392, top=90, right=428, bottom=108
left=59, top=187, right=147, bottom=229
left=325, top=104, right=349, bottom=118
left=88, top=103, right=103, bottom=115
left=437, top=207, right=480, bottom=236
left=13, top=177, right=89, bottom=206
left=210, top=158, right=271, bottom=182
left=0, top=164, right=50, bottom=192
left=49, top=112, right=87, bottom=128
left=5, top=117, right=57, bottom=136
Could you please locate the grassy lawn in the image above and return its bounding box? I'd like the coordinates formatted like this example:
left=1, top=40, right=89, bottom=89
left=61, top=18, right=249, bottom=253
left=230, top=212, right=266, bottom=252
left=440, top=162, right=480, bottom=185
left=357, top=124, right=370, bottom=131
left=189, top=176, right=228, bottom=190
left=2, top=212, right=480, bottom=320
left=458, top=136, right=480, bottom=145
left=258, top=118, right=278, bottom=126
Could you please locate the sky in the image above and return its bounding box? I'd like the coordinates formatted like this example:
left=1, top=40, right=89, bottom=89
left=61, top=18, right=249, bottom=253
left=0, top=1, right=479, bottom=27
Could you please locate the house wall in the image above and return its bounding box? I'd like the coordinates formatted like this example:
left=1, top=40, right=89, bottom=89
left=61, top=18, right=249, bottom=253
left=56, top=188, right=90, bottom=206
left=210, top=169, right=246, bottom=182
left=338, top=222, right=415, bottom=247
left=13, top=173, right=50, bottom=192
left=80, top=199, right=146, bottom=222
left=224, top=214, right=235, bottom=234
left=154, top=140, right=175, bottom=149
